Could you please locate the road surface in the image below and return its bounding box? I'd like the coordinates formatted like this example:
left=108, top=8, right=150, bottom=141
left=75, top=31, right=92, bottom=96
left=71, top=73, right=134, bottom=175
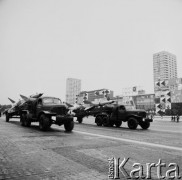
left=0, top=116, right=181, bottom=179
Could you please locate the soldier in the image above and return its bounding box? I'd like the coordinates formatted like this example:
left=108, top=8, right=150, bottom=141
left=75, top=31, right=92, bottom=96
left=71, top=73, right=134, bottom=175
left=176, top=114, right=180, bottom=123
left=160, top=113, right=163, bottom=119
left=150, top=114, right=153, bottom=119
left=171, top=116, right=174, bottom=121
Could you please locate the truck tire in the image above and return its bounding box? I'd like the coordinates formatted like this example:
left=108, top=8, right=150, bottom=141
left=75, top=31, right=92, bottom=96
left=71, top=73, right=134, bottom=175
left=39, top=114, right=51, bottom=131
left=64, top=121, right=74, bottom=132
left=6, top=113, right=10, bottom=122
left=140, top=121, right=150, bottom=130
left=24, top=114, right=31, bottom=127
left=77, top=117, right=83, bottom=124
left=95, top=116, right=103, bottom=126
left=115, top=121, right=122, bottom=128
left=102, top=116, right=109, bottom=127
left=20, top=114, right=25, bottom=126
left=109, top=121, right=114, bottom=127
left=127, top=117, right=138, bottom=130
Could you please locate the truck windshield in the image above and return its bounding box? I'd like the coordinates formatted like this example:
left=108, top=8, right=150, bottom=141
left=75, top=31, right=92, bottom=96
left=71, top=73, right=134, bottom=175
left=124, top=105, right=136, bottom=110
left=43, top=98, right=62, bottom=105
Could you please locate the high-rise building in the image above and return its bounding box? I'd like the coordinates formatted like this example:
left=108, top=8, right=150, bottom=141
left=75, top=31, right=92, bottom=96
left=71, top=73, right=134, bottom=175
left=153, top=51, right=177, bottom=85
left=153, top=51, right=178, bottom=114
left=66, top=78, right=81, bottom=105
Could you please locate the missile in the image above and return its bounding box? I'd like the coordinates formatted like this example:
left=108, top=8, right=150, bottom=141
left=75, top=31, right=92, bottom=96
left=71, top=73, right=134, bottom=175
left=8, top=97, right=16, bottom=104
left=30, top=93, right=43, bottom=98
left=20, top=94, right=29, bottom=101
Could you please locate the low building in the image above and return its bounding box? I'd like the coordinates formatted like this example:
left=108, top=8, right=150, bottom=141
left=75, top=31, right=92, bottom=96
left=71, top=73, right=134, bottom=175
left=114, top=94, right=155, bottom=111
left=133, top=94, right=155, bottom=112
left=77, top=89, right=114, bottom=104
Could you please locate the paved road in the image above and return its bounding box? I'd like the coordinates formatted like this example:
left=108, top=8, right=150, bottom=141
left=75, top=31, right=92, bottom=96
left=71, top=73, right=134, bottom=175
left=0, top=116, right=181, bottom=180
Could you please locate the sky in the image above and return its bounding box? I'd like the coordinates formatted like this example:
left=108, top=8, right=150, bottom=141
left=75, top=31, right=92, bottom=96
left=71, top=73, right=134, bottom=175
left=0, top=0, right=182, bottom=104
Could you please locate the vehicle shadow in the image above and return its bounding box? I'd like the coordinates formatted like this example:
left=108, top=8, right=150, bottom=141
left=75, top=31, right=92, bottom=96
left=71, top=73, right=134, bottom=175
left=75, top=121, right=151, bottom=132
left=7, top=120, right=73, bottom=134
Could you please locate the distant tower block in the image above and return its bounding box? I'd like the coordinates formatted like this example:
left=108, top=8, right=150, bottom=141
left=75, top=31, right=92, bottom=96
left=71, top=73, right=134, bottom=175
left=66, top=78, right=81, bottom=105
left=153, top=51, right=177, bottom=92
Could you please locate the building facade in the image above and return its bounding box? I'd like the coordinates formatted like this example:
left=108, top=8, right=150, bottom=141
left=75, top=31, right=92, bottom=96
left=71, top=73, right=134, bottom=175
left=133, top=94, right=155, bottom=112
left=114, top=94, right=155, bottom=112
left=153, top=51, right=178, bottom=114
left=153, top=51, right=177, bottom=91
left=66, top=78, right=81, bottom=105
left=122, top=86, right=143, bottom=96
left=153, top=51, right=177, bottom=81
left=77, top=89, right=114, bottom=104
left=168, top=78, right=182, bottom=103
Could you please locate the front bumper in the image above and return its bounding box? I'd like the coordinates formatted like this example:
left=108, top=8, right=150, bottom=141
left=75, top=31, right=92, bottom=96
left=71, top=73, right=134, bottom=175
left=53, top=115, right=73, bottom=125
left=144, top=118, right=153, bottom=122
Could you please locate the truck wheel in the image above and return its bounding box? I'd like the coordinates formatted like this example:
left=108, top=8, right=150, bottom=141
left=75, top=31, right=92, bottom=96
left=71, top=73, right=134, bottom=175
left=6, top=113, right=10, bottom=122
left=24, top=114, right=31, bottom=127
left=102, top=116, right=109, bottom=127
left=109, top=121, right=114, bottom=127
left=115, top=121, right=122, bottom=128
left=77, top=117, right=83, bottom=124
left=95, top=116, right=102, bottom=126
left=140, top=121, right=150, bottom=130
left=39, top=114, right=51, bottom=131
left=20, top=114, right=25, bottom=126
left=64, top=121, right=74, bottom=132
left=127, top=118, right=138, bottom=130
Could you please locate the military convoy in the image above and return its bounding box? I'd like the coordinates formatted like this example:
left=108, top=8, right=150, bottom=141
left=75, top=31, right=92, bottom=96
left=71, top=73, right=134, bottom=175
left=4, top=93, right=153, bottom=130
left=5, top=94, right=74, bottom=132
left=71, top=101, right=153, bottom=130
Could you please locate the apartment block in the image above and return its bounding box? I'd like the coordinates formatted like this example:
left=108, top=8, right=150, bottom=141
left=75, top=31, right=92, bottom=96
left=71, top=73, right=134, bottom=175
left=153, top=51, right=177, bottom=87
left=66, top=78, right=81, bottom=105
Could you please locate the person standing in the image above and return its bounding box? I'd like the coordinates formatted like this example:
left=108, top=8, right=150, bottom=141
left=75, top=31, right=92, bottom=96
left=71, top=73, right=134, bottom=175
left=171, top=116, right=174, bottom=121
left=176, top=114, right=180, bottom=122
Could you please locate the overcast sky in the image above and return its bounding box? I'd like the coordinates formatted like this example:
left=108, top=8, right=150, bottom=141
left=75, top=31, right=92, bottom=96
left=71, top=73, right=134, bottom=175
left=0, top=0, right=182, bottom=104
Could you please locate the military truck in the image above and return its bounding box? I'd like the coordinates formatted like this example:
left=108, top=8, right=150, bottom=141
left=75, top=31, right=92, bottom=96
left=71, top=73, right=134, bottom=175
left=93, top=104, right=153, bottom=129
left=19, top=96, right=74, bottom=131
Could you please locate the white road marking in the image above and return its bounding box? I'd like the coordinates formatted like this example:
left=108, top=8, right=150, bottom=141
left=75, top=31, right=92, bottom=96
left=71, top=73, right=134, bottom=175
left=74, top=130, right=182, bottom=152
left=76, top=123, right=182, bottom=134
